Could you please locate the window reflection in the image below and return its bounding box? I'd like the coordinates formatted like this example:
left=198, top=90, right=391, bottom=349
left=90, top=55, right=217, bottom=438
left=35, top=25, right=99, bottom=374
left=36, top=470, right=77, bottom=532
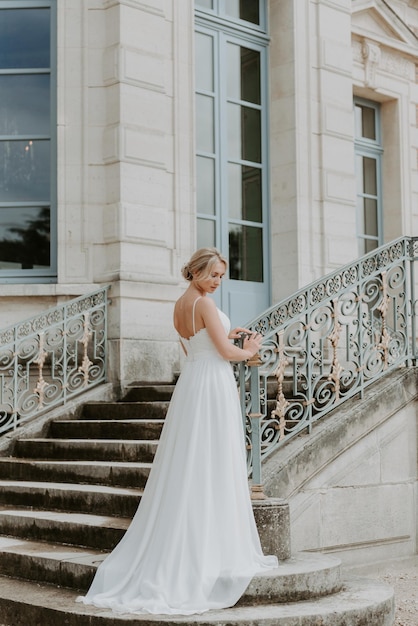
left=195, top=0, right=214, bottom=9
left=362, top=157, right=377, bottom=196
left=0, top=140, right=50, bottom=202
left=197, top=157, right=215, bottom=215
left=227, top=45, right=260, bottom=104
left=229, top=224, right=263, bottom=282
left=363, top=198, right=378, bottom=237
left=0, top=75, right=50, bottom=135
left=228, top=164, right=261, bottom=221
left=197, top=217, right=215, bottom=249
left=0, top=9, right=50, bottom=69
left=225, top=0, right=260, bottom=25
left=196, top=94, right=214, bottom=153
left=0, top=207, right=50, bottom=269
left=0, top=3, right=54, bottom=279
left=195, top=32, right=214, bottom=92
left=355, top=104, right=376, bottom=141
left=228, top=104, right=261, bottom=162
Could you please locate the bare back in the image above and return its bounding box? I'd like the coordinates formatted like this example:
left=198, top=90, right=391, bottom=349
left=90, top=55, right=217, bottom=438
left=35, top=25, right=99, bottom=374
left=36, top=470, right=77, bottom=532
left=173, top=294, right=207, bottom=340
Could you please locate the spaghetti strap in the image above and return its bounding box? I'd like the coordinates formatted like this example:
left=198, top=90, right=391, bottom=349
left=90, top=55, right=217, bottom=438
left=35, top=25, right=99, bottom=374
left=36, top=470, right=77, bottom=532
left=192, top=297, right=202, bottom=336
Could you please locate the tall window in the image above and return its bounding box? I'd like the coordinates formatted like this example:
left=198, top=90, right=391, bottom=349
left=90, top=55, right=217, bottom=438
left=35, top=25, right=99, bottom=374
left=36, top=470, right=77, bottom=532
left=354, top=98, right=383, bottom=256
left=195, top=0, right=268, bottom=284
left=0, top=0, right=56, bottom=283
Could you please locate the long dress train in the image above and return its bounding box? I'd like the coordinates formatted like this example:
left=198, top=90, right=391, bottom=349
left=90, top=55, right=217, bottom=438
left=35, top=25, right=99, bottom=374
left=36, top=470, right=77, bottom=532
left=77, top=303, right=278, bottom=615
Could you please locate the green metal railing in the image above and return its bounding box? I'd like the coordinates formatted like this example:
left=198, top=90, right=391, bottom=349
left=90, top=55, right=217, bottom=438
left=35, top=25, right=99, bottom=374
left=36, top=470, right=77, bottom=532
left=0, top=286, right=109, bottom=434
left=238, top=237, right=418, bottom=495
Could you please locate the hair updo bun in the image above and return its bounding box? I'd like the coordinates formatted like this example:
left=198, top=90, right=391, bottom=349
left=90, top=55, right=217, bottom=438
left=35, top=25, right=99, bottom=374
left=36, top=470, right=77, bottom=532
left=181, top=248, right=227, bottom=282
left=181, top=263, right=193, bottom=281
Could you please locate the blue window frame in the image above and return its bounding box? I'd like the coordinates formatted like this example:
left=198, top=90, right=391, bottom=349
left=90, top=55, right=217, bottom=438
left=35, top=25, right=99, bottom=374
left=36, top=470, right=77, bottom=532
left=195, top=0, right=269, bottom=283
left=0, top=0, right=56, bottom=283
left=354, top=98, right=383, bottom=256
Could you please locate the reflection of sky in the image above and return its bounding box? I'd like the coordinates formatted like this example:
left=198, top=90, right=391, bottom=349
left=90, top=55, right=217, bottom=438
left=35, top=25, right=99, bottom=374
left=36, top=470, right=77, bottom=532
left=0, top=75, right=50, bottom=136
left=0, top=9, right=50, bottom=69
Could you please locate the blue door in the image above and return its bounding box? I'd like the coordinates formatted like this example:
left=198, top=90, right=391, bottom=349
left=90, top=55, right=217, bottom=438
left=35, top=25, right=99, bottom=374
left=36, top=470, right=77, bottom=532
left=195, top=2, right=270, bottom=327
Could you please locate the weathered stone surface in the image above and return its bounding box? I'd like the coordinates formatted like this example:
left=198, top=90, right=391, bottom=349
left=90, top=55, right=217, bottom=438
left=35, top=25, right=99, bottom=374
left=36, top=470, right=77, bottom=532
left=0, top=574, right=394, bottom=626
left=252, top=498, right=291, bottom=561
left=263, top=368, right=418, bottom=566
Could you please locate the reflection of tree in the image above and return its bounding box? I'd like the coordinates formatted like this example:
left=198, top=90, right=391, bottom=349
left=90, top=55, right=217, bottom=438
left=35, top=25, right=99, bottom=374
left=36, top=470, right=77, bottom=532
left=0, top=207, right=50, bottom=269
left=229, top=228, right=241, bottom=280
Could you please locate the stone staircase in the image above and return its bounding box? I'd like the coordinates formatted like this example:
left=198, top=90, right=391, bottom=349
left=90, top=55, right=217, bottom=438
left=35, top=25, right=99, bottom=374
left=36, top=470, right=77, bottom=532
left=0, top=383, right=394, bottom=625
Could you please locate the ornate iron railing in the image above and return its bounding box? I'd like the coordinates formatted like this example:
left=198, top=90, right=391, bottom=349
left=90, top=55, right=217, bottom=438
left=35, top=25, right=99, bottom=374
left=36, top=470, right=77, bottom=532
left=238, top=237, right=418, bottom=495
left=0, top=286, right=109, bottom=435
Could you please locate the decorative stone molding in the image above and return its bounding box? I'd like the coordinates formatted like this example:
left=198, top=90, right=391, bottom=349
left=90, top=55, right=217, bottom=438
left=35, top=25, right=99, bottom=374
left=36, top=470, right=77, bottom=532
left=380, top=49, right=414, bottom=80
left=353, top=36, right=415, bottom=82
left=352, top=38, right=363, bottom=63
left=362, top=39, right=381, bottom=87
left=102, top=0, right=164, bottom=16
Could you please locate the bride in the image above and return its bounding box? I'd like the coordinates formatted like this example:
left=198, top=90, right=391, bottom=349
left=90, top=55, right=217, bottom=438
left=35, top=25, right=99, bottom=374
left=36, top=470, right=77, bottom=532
left=77, top=247, right=278, bottom=615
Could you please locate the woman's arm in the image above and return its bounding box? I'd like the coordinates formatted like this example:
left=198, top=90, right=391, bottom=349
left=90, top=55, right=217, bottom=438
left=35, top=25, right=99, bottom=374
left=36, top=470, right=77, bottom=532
left=197, top=298, right=262, bottom=362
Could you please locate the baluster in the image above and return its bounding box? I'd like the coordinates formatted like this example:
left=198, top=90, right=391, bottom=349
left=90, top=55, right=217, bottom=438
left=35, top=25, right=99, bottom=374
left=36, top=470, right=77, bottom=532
left=247, top=352, right=266, bottom=500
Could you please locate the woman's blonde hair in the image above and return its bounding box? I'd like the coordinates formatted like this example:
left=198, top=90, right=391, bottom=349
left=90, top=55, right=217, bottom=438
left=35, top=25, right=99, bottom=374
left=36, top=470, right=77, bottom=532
left=181, top=247, right=227, bottom=282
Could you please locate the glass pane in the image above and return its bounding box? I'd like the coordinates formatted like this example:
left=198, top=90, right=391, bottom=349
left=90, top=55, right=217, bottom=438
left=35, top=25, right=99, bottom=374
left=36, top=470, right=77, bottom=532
left=228, top=104, right=261, bottom=162
left=0, top=75, right=50, bottom=136
left=364, top=197, right=378, bottom=237
left=354, top=105, right=362, bottom=138
left=363, top=157, right=377, bottom=195
left=355, top=154, right=363, bottom=194
left=229, top=224, right=263, bottom=281
left=228, top=164, right=261, bottom=221
left=0, top=9, right=50, bottom=69
left=356, top=195, right=365, bottom=235
left=195, top=0, right=214, bottom=9
left=225, top=0, right=260, bottom=24
left=196, top=94, right=214, bottom=153
left=195, top=32, right=214, bottom=92
left=0, top=140, right=50, bottom=202
left=197, top=157, right=215, bottom=215
left=361, top=106, right=376, bottom=140
left=359, top=237, right=378, bottom=256
left=227, top=44, right=260, bottom=105
left=0, top=206, right=50, bottom=269
left=365, top=238, right=377, bottom=254
left=197, top=218, right=215, bottom=249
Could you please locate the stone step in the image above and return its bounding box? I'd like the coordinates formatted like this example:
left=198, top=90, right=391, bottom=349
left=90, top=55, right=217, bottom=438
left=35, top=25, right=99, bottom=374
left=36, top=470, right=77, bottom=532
left=81, top=401, right=169, bottom=420
left=0, top=507, right=129, bottom=550
left=0, top=574, right=394, bottom=626
left=0, top=458, right=151, bottom=488
left=0, top=481, right=142, bottom=517
left=49, top=419, right=165, bottom=440
left=122, top=384, right=175, bottom=402
left=14, top=438, right=159, bottom=462
left=0, top=536, right=102, bottom=590
left=0, top=536, right=342, bottom=603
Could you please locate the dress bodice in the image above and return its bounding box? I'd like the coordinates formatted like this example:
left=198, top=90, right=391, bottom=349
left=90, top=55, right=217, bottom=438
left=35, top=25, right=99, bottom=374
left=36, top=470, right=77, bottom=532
left=180, top=308, right=231, bottom=361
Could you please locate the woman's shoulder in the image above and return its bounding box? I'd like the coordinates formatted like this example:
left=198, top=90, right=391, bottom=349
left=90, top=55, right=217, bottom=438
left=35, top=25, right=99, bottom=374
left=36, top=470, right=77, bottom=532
left=195, top=295, right=217, bottom=314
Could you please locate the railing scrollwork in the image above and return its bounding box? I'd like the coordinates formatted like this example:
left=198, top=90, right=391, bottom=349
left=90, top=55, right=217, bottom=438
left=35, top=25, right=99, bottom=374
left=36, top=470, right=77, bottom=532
left=0, top=286, right=109, bottom=435
left=237, top=237, right=418, bottom=487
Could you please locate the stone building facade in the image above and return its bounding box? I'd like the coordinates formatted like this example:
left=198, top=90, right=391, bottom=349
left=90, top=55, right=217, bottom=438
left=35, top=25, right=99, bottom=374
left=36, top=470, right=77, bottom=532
left=1, top=0, right=417, bottom=390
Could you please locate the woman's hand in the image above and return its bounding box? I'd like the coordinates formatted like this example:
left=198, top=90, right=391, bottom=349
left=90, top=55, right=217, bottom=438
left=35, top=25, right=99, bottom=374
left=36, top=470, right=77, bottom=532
left=242, top=332, right=263, bottom=358
left=228, top=326, right=252, bottom=340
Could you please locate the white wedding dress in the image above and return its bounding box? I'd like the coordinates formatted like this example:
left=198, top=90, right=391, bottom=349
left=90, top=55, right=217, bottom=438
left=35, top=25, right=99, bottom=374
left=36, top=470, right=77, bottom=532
left=77, top=301, right=278, bottom=615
